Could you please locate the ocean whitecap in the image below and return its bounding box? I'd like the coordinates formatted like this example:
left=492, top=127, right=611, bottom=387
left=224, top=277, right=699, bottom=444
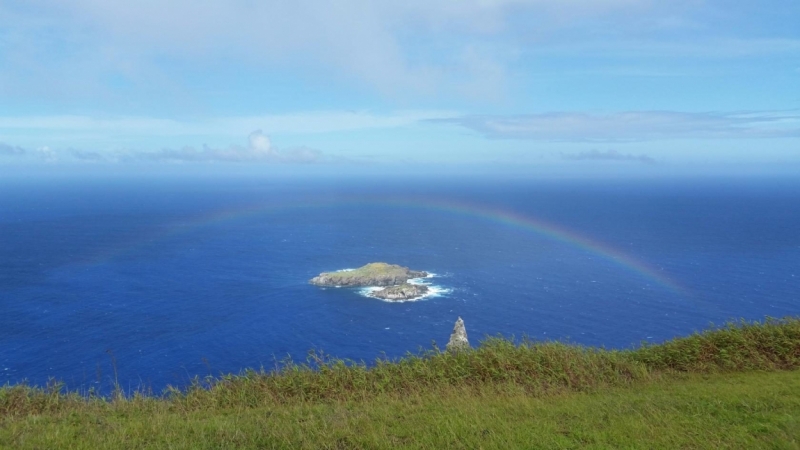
left=357, top=272, right=451, bottom=303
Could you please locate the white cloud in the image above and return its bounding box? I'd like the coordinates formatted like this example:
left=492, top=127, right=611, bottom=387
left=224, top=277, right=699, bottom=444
left=247, top=130, right=274, bottom=156
left=34, top=146, right=57, bottom=162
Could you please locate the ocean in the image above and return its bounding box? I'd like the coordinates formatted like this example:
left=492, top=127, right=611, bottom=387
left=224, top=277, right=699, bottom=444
left=1, top=174, right=799, bottom=392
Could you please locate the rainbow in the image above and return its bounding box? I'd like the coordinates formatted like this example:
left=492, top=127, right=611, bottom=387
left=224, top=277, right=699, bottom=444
left=78, top=197, right=684, bottom=294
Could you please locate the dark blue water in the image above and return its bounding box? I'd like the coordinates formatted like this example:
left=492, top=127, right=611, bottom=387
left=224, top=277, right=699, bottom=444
left=2, top=175, right=799, bottom=392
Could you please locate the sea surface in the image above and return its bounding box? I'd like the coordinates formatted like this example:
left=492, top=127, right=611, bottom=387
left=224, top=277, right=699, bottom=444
left=1, top=175, right=799, bottom=392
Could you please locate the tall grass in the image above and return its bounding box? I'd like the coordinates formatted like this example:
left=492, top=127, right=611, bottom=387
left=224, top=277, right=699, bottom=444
left=2, top=317, right=799, bottom=418
left=632, top=317, right=800, bottom=371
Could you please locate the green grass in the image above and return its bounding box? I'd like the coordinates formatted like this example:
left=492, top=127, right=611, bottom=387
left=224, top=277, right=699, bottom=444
left=2, top=317, right=800, bottom=449
left=2, top=371, right=798, bottom=449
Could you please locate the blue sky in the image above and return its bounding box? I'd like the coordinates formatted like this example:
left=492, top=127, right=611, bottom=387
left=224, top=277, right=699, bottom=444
left=0, top=0, right=798, bottom=169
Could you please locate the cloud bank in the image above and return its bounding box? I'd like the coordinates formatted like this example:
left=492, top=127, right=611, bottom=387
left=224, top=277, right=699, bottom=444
left=9, top=131, right=330, bottom=164
left=447, top=111, right=800, bottom=141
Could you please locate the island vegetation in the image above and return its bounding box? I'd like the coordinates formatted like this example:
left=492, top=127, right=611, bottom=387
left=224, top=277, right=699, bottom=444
left=2, top=317, right=799, bottom=448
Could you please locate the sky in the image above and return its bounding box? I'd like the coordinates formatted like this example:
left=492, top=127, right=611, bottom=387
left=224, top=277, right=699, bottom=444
left=0, top=0, right=798, bottom=171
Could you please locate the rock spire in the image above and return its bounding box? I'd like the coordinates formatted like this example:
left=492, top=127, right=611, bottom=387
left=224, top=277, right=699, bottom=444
left=446, top=317, right=469, bottom=352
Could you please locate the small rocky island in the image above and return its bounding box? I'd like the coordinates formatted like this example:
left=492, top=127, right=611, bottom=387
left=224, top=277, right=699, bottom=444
left=370, top=283, right=429, bottom=301
left=310, top=262, right=427, bottom=287
left=310, top=262, right=430, bottom=301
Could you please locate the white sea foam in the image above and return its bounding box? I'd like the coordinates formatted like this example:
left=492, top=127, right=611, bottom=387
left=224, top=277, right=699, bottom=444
left=358, top=286, right=384, bottom=296
left=408, top=272, right=436, bottom=284
left=356, top=271, right=451, bottom=303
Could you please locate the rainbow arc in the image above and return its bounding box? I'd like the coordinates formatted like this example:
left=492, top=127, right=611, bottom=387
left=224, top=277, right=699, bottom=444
left=79, top=197, right=683, bottom=294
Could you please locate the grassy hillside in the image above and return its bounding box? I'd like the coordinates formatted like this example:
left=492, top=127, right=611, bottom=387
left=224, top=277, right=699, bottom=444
left=2, top=318, right=799, bottom=449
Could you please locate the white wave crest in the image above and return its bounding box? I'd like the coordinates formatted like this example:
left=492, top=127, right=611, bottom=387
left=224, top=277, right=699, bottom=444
left=356, top=271, right=451, bottom=303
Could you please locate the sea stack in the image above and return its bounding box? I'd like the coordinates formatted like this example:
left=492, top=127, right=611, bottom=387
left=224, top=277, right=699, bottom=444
left=446, top=317, right=469, bottom=352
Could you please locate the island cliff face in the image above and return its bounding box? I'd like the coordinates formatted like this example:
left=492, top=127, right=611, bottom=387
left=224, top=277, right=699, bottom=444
left=309, top=262, right=427, bottom=287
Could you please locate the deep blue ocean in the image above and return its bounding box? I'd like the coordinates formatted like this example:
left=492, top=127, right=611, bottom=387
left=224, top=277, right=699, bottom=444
left=1, top=175, right=799, bottom=393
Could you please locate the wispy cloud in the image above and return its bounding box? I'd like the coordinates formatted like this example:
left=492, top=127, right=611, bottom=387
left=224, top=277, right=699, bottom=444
left=0, top=142, right=25, bottom=156
left=561, top=149, right=656, bottom=164
left=446, top=111, right=800, bottom=141
left=0, top=110, right=456, bottom=138
left=0, top=0, right=701, bottom=100
left=526, top=38, right=800, bottom=59
left=67, top=149, right=105, bottom=162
